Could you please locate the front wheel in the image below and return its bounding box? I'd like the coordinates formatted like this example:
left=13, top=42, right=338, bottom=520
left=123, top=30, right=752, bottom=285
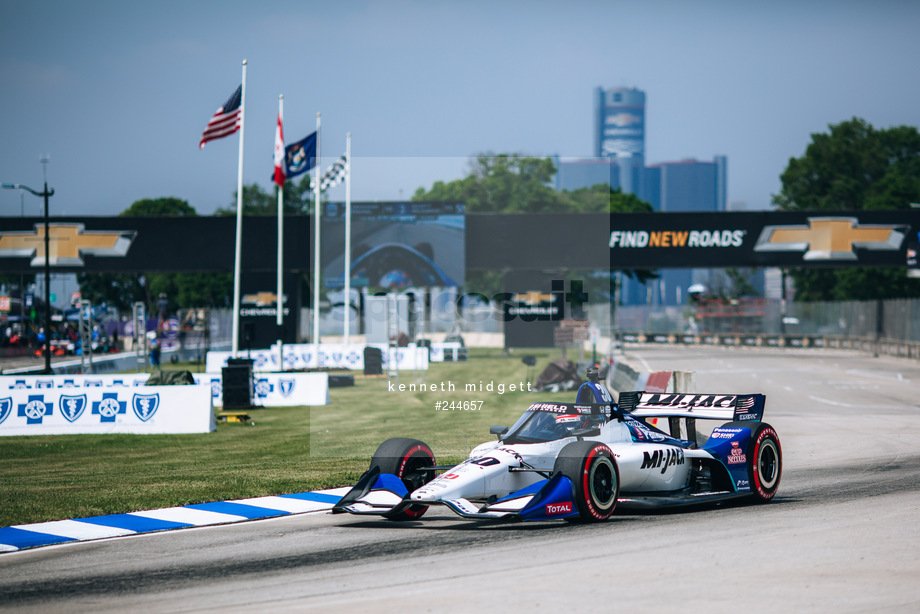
left=370, top=437, right=436, bottom=520
left=554, top=441, right=619, bottom=522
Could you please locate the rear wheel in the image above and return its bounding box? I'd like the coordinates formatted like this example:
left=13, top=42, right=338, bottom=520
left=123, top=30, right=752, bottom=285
left=554, top=441, right=619, bottom=522
left=748, top=423, right=781, bottom=502
left=716, top=421, right=782, bottom=502
left=370, top=437, right=436, bottom=520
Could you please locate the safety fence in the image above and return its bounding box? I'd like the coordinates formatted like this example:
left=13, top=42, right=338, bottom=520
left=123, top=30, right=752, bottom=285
left=612, top=297, right=920, bottom=361
left=615, top=331, right=920, bottom=361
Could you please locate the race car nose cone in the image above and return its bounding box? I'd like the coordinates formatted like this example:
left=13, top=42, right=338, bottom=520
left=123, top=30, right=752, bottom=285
left=410, top=491, right=437, bottom=503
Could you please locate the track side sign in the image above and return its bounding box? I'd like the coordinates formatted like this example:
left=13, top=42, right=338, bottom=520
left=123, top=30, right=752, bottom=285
left=608, top=210, right=920, bottom=269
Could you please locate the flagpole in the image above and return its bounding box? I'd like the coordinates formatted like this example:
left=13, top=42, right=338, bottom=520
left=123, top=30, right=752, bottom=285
left=231, top=59, right=247, bottom=358
left=276, top=94, right=285, bottom=371
left=343, top=132, right=352, bottom=344
left=312, top=112, right=321, bottom=353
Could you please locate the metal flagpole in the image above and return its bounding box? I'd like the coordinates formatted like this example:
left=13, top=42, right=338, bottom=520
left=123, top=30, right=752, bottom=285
left=276, top=94, right=285, bottom=371
left=312, top=112, right=321, bottom=352
left=231, top=59, right=247, bottom=357
left=343, top=132, right=352, bottom=344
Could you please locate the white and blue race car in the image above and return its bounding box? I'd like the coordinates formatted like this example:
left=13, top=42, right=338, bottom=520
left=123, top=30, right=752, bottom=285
left=333, top=368, right=782, bottom=523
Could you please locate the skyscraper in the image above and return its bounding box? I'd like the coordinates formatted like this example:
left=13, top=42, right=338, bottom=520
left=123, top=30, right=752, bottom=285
left=594, top=86, right=646, bottom=166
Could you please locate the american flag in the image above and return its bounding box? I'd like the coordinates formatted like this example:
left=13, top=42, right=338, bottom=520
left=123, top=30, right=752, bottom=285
left=320, top=154, right=348, bottom=191
left=199, top=85, right=242, bottom=149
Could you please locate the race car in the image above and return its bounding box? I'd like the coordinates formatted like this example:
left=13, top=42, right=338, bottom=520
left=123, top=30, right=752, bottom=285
left=333, top=368, right=782, bottom=523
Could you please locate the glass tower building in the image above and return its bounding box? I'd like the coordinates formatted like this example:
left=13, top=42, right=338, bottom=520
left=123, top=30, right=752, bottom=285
left=553, top=86, right=748, bottom=306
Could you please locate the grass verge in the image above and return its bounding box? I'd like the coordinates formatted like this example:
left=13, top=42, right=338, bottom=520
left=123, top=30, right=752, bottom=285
left=0, top=347, right=581, bottom=526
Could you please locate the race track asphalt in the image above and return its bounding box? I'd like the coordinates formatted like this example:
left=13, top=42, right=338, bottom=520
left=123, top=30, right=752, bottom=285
left=1, top=346, right=919, bottom=613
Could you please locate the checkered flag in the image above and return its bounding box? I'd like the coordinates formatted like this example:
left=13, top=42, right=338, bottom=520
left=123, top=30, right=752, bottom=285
left=320, top=154, right=347, bottom=191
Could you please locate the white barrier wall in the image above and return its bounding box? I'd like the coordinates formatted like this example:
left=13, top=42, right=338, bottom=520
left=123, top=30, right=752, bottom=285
left=2, top=374, right=150, bottom=389
left=206, top=343, right=430, bottom=372
left=0, top=386, right=215, bottom=436
left=192, top=373, right=329, bottom=407
left=428, top=342, right=464, bottom=362
left=1, top=373, right=330, bottom=408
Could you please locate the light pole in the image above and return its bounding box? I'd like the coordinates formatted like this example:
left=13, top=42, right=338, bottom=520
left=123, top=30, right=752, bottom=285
left=1, top=180, right=54, bottom=374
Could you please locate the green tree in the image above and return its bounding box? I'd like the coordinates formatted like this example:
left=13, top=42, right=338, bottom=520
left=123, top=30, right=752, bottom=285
left=413, top=154, right=569, bottom=213
left=216, top=176, right=314, bottom=216
left=412, top=154, right=657, bottom=297
left=121, top=197, right=196, bottom=217
left=774, top=118, right=920, bottom=300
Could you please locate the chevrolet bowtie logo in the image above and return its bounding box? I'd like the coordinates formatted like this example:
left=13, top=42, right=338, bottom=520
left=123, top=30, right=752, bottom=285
left=754, top=217, right=905, bottom=261
left=0, top=224, right=136, bottom=266
left=513, top=291, right=554, bottom=304
left=242, top=292, right=280, bottom=306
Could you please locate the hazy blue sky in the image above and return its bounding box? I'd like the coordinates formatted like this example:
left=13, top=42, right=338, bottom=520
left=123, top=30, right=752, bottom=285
left=1, top=0, right=918, bottom=217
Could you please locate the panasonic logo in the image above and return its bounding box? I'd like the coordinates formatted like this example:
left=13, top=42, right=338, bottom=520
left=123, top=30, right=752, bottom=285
left=610, top=230, right=746, bottom=248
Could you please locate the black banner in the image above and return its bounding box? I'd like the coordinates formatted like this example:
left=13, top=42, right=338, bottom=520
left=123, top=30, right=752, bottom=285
left=606, top=210, right=920, bottom=269
left=0, top=216, right=312, bottom=274
left=3, top=209, right=919, bottom=275
left=238, top=271, right=300, bottom=349
left=501, top=271, right=560, bottom=349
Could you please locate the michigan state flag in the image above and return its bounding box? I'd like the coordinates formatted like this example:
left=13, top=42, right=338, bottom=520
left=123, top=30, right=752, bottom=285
left=285, top=132, right=317, bottom=179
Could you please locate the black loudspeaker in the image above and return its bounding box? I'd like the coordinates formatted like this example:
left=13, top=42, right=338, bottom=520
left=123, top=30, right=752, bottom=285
left=328, top=374, right=355, bottom=388
left=222, top=358, right=254, bottom=408
left=363, top=346, right=383, bottom=375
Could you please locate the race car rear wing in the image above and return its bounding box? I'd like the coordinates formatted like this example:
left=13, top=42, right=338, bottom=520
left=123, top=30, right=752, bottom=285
left=618, top=391, right=766, bottom=423
left=616, top=391, right=766, bottom=444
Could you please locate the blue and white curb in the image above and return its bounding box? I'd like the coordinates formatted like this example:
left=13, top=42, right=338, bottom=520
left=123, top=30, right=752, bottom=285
left=0, top=487, right=349, bottom=553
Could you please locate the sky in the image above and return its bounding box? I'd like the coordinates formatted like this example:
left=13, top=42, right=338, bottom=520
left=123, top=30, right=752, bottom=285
left=1, top=0, right=919, bottom=217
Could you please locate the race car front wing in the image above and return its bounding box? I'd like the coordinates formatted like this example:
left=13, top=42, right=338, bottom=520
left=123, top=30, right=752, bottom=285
left=332, top=469, right=581, bottom=522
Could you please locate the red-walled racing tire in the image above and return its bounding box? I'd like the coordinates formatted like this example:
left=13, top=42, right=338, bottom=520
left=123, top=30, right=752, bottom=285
left=370, top=437, right=436, bottom=520
left=554, top=441, right=619, bottom=522
left=747, top=423, right=782, bottom=502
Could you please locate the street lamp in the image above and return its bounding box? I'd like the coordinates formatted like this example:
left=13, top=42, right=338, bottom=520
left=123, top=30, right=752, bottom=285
left=1, top=180, right=54, bottom=374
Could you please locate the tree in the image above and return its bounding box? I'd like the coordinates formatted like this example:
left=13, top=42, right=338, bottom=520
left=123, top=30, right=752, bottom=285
left=413, top=154, right=569, bottom=213
left=411, top=153, right=657, bottom=297
left=216, top=175, right=313, bottom=216
left=120, top=197, right=196, bottom=217
left=774, top=118, right=920, bottom=300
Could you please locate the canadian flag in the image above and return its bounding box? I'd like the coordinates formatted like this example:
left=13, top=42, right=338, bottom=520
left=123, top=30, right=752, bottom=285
left=273, top=107, right=285, bottom=187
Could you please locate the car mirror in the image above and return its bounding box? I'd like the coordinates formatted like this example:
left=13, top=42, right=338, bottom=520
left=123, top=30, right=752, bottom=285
left=572, top=427, right=601, bottom=439
left=489, top=425, right=508, bottom=438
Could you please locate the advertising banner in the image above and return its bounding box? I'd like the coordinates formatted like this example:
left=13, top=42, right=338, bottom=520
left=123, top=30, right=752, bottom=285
left=1, top=373, right=329, bottom=408
left=192, top=373, right=329, bottom=407
left=606, top=210, right=920, bottom=269
left=501, top=271, right=561, bottom=348
left=0, top=386, right=214, bottom=436
left=4, top=209, right=917, bottom=277
left=1, top=374, right=150, bottom=389
left=206, top=343, right=429, bottom=372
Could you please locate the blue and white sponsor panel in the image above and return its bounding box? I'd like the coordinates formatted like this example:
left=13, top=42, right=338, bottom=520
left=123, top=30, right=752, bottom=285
left=192, top=372, right=329, bottom=407
left=0, top=386, right=214, bottom=436
left=1, top=372, right=330, bottom=408
left=0, top=374, right=150, bottom=389
left=0, top=487, right=350, bottom=553
left=206, top=343, right=430, bottom=372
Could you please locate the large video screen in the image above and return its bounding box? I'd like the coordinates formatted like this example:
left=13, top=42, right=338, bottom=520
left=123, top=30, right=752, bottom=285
left=321, top=201, right=465, bottom=289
